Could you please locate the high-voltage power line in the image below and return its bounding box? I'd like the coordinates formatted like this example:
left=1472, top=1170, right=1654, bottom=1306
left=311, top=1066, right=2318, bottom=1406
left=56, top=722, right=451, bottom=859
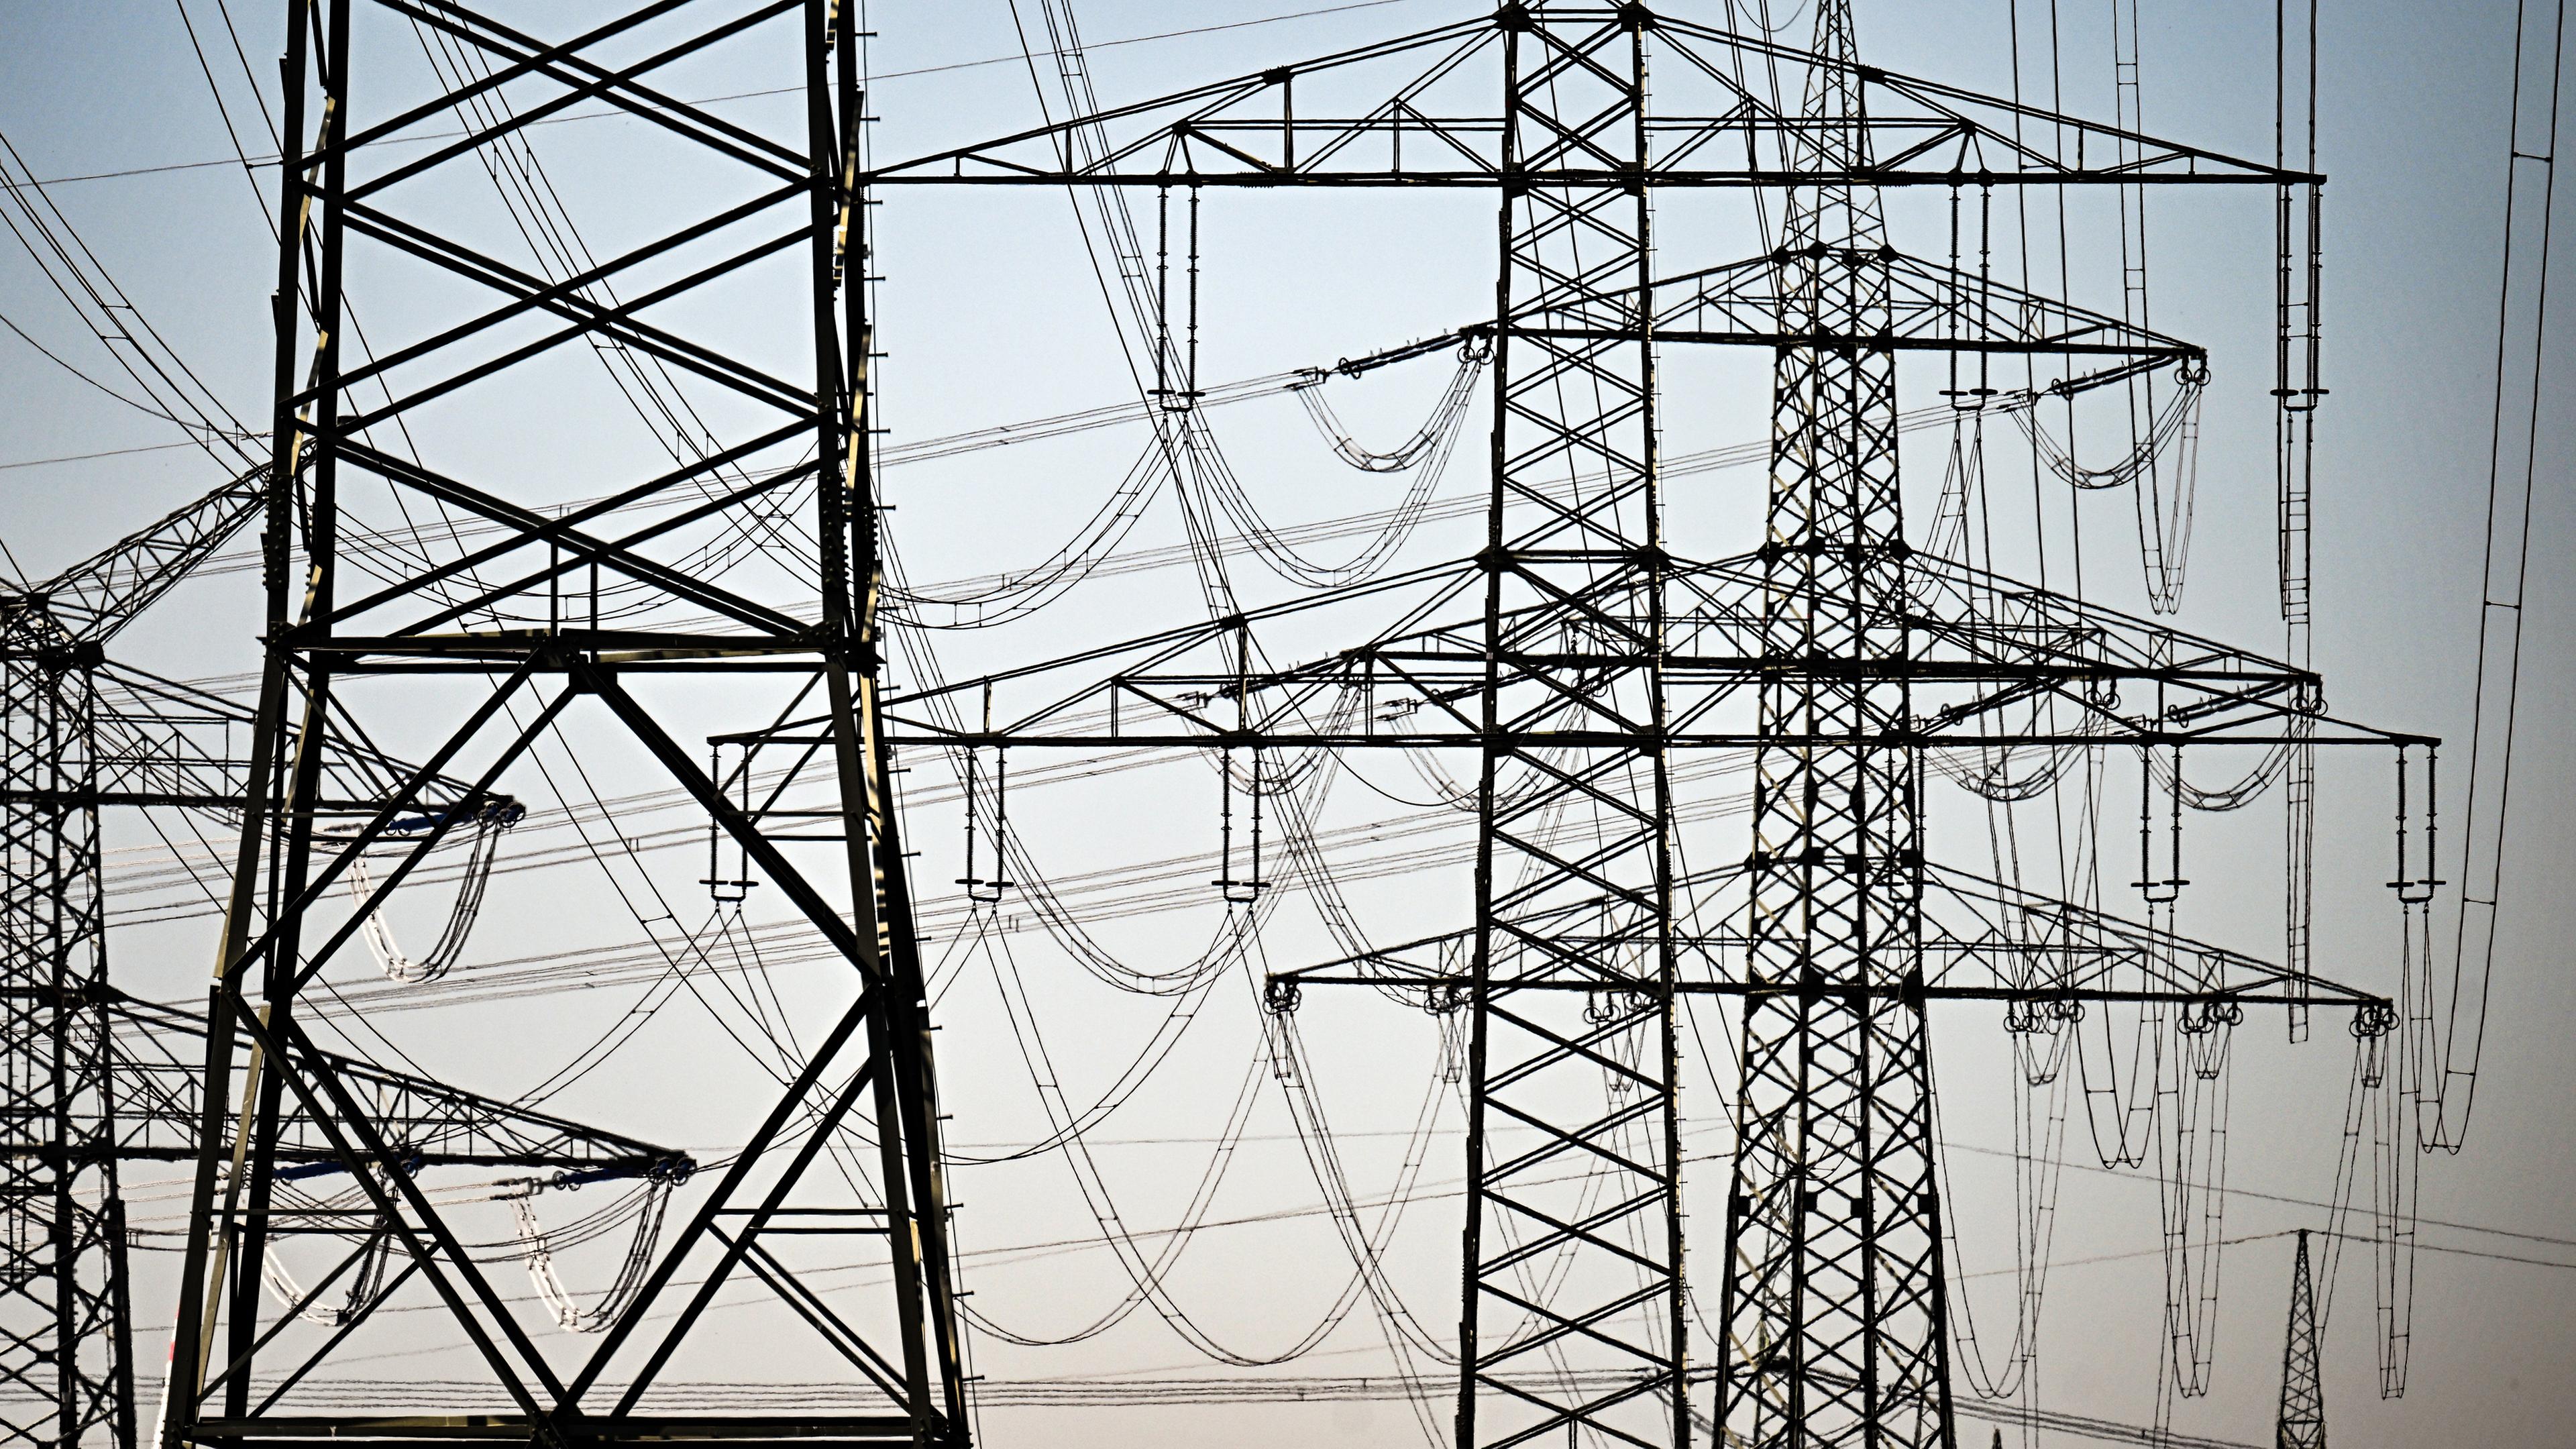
left=138, top=0, right=969, bottom=1445
left=3, top=473, right=686, bottom=1449
left=798, top=3, right=2436, bottom=1446
left=2, top=1, right=2541, bottom=1446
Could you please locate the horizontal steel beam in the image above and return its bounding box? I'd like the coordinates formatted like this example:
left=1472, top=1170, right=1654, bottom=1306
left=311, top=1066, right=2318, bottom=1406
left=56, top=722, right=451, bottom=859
left=191, top=1418, right=920, bottom=1432
left=1270, top=975, right=2391, bottom=1011
left=862, top=169, right=2306, bottom=189
left=884, top=729, right=2420, bottom=749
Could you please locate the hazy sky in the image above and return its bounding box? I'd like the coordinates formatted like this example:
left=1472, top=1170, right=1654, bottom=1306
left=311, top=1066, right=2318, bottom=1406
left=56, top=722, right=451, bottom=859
left=1, top=3, right=2570, bottom=1448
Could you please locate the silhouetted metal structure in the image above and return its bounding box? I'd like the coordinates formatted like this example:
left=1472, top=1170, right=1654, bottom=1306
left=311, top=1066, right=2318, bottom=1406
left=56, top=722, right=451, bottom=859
left=2275, top=1230, right=2325, bottom=1449
left=4, top=478, right=687, bottom=1449
left=158, top=1, right=966, bottom=1446
left=1, top=547, right=147, bottom=1449
left=853, top=4, right=2420, bottom=1446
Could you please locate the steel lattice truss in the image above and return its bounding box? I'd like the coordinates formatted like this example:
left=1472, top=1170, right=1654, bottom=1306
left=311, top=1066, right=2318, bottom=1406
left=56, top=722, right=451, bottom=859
left=107, top=997, right=684, bottom=1175
left=149, top=1, right=967, bottom=1446
left=848, top=5, right=2416, bottom=1448
left=0, top=654, right=129, bottom=1449
left=1452, top=19, right=1680, bottom=1448
left=863, top=13, right=2291, bottom=191
left=1724, top=11, right=1947, bottom=1436
left=2274, top=1232, right=2326, bottom=1449
left=1, top=471, right=266, bottom=662
left=882, top=549, right=2402, bottom=755
left=5, top=478, right=684, bottom=1449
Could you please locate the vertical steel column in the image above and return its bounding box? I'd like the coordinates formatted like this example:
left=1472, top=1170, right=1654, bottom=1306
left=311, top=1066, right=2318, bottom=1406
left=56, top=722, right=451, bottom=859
left=2273, top=1231, right=2325, bottom=1448
left=810, top=0, right=967, bottom=1432
left=1458, top=9, right=1681, bottom=1448
left=166, top=0, right=311, bottom=1432
left=2274, top=0, right=2324, bottom=1043
left=1720, top=3, right=1951, bottom=1444
left=223, top=0, right=352, bottom=1411
left=163, top=3, right=968, bottom=1442
left=0, top=645, right=132, bottom=1449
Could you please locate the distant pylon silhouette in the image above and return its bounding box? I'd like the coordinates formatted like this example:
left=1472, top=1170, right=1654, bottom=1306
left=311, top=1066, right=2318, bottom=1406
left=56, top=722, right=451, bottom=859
left=2277, top=1230, right=2327, bottom=1448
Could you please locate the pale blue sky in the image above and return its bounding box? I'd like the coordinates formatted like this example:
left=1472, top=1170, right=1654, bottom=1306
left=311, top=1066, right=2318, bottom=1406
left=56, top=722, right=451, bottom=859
left=1, top=3, right=2570, bottom=1446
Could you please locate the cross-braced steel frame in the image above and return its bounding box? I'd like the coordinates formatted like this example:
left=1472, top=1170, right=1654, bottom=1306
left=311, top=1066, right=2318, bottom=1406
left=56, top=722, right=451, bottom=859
left=1719, top=8, right=1947, bottom=1442
left=850, top=3, right=2424, bottom=1447
left=1454, top=16, right=1683, bottom=1449
left=162, top=2, right=965, bottom=1445
left=1, top=384, right=702, bottom=1449
left=2273, top=1231, right=2324, bottom=1448
left=0, top=645, right=132, bottom=1449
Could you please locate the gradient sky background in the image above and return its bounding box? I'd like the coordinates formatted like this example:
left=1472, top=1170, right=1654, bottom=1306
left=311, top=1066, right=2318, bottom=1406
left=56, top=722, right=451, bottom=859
left=1, top=3, right=2571, bottom=1447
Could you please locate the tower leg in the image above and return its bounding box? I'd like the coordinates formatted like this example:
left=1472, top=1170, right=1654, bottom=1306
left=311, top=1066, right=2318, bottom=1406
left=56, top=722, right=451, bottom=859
left=3, top=651, right=135, bottom=1449
left=1457, top=11, right=1686, bottom=1449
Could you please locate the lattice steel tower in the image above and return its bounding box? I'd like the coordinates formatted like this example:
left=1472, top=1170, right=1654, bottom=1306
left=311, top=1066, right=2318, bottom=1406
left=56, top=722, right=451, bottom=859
left=852, top=3, right=2425, bottom=1448
left=1456, top=17, right=1683, bottom=1448
left=3, top=478, right=698, bottom=1449
left=0, top=620, right=129, bottom=1449
left=1722, top=1, right=1949, bottom=1438
left=2275, top=1230, right=2325, bottom=1449
left=153, top=1, right=967, bottom=1445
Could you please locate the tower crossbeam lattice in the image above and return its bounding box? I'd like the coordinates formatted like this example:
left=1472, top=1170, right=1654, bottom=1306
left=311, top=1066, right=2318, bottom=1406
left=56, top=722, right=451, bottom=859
left=833, top=6, right=2422, bottom=1448
left=5, top=470, right=685, bottom=1449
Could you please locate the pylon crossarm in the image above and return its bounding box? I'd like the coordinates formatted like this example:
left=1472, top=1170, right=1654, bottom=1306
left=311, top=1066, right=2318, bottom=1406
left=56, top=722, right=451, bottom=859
left=1645, top=246, right=2206, bottom=364
left=0, top=466, right=268, bottom=655
left=876, top=551, right=2422, bottom=749
left=864, top=9, right=2303, bottom=189
left=1323, top=249, right=2202, bottom=389
left=1272, top=958, right=2387, bottom=1016
left=105, top=996, right=687, bottom=1173
left=1909, top=866, right=2389, bottom=1010
left=1903, top=556, right=2290, bottom=672
left=867, top=558, right=1482, bottom=746
left=1265, top=862, right=2393, bottom=1018
left=17, top=661, right=514, bottom=816
left=1649, top=16, right=2311, bottom=183
left=860, top=19, right=1502, bottom=186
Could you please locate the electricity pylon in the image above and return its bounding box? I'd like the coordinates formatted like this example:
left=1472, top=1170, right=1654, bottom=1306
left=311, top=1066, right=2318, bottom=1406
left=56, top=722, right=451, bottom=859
left=1, top=572, right=139, bottom=1449
left=2276, top=1230, right=2325, bottom=1449
left=4, top=478, right=688, bottom=1449
left=1, top=469, right=266, bottom=1449
left=162, top=1, right=967, bottom=1444
left=857, top=5, right=2420, bottom=1448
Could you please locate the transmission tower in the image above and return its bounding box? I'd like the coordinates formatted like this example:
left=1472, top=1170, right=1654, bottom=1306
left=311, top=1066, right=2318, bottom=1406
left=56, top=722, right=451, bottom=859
left=3, top=581, right=136, bottom=1449
left=855, top=5, right=2422, bottom=1447
left=4, top=477, right=692, bottom=1449
left=2276, top=1230, right=2324, bottom=1449
left=1725, top=10, right=1945, bottom=1438
left=152, top=1, right=965, bottom=1444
